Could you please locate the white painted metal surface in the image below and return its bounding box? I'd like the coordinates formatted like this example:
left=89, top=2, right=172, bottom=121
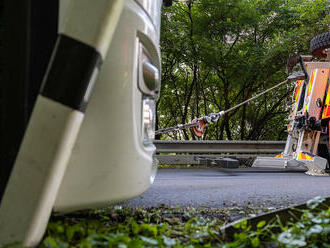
left=0, top=0, right=125, bottom=246
left=1, top=0, right=162, bottom=245
left=252, top=156, right=306, bottom=170
left=54, top=0, right=162, bottom=213
left=61, top=0, right=125, bottom=58
left=135, top=0, right=162, bottom=35
left=0, top=97, right=84, bottom=247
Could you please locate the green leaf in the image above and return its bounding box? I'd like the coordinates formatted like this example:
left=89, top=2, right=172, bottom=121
left=118, top=243, right=127, bottom=248
left=66, top=224, right=85, bottom=241
left=140, top=236, right=158, bottom=245
left=257, top=220, right=266, bottom=229
left=278, top=231, right=306, bottom=247
left=131, top=220, right=140, bottom=235
left=240, top=220, right=248, bottom=230
left=251, top=237, right=260, bottom=247
left=307, top=224, right=323, bottom=234
left=42, top=237, right=58, bottom=248
left=162, top=235, right=176, bottom=246
left=233, top=222, right=241, bottom=229
left=42, top=237, right=69, bottom=248
left=307, top=196, right=325, bottom=209
left=140, top=224, right=158, bottom=237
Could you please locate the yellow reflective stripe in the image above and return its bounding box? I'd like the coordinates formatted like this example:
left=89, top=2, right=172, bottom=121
left=295, top=80, right=302, bottom=102
left=305, top=154, right=313, bottom=160
left=304, top=104, right=307, bottom=113
left=297, top=152, right=313, bottom=160
left=307, top=70, right=316, bottom=97
left=326, top=91, right=330, bottom=105
left=275, top=154, right=282, bottom=158
left=308, top=80, right=312, bottom=96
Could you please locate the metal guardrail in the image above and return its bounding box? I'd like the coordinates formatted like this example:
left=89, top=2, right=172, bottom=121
left=154, top=140, right=285, bottom=153
left=154, top=140, right=286, bottom=165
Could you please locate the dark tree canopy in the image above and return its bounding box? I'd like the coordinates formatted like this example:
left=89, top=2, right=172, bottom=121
left=158, top=0, right=330, bottom=140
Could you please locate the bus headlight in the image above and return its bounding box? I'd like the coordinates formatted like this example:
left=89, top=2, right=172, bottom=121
left=142, top=98, right=156, bottom=145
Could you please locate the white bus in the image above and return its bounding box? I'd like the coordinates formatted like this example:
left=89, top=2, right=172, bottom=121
left=0, top=0, right=169, bottom=246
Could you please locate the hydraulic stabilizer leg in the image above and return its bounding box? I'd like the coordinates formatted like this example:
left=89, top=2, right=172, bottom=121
left=252, top=78, right=306, bottom=170
left=0, top=0, right=124, bottom=247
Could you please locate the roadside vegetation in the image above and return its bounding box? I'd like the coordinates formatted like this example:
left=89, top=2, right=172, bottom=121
left=40, top=205, right=267, bottom=247
left=36, top=197, right=330, bottom=248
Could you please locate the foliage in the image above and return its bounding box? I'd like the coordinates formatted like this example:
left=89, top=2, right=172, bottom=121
left=225, top=196, right=330, bottom=247
left=276, top=196, right=330, bottom=247
left=37, top=197, right=330, bottom=248
left=38, top=205, right=269, bottom=248
left=158, top=0, right=330, bottom=140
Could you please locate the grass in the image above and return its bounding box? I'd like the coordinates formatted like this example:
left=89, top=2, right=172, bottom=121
left=2, top=197, right=329, bottom=247
left=38, top=205, right=272, bottom=248
left=33, top=196, right=330, bottom=247
left=226, top=196, right=330, bottom=247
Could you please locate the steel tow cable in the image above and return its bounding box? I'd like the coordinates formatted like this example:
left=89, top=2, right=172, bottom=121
left=155, top=79, right=289, bottom=136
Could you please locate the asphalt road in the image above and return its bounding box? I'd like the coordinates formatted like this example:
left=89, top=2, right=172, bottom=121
left=124, top=168, right=330, bottom=209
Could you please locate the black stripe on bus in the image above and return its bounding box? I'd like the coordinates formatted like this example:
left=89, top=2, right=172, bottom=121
left=41, top=34, right=102, bottom=112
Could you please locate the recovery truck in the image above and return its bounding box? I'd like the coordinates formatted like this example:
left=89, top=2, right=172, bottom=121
left=253, top=32, right=330, bottom=176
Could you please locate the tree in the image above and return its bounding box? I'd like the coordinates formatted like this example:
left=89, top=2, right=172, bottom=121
left=158, top=0, right=330, bottom=140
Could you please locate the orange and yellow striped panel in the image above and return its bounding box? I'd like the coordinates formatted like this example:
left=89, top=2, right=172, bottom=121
left=297, top=152, right=314, bottom=161
left=322, top=76, right=330, bottom=119
left=303, top=70, right=316, bottom=113
left=307, top=70, right=315, bottom=98
left=294, top=80, right=303, bottom=104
